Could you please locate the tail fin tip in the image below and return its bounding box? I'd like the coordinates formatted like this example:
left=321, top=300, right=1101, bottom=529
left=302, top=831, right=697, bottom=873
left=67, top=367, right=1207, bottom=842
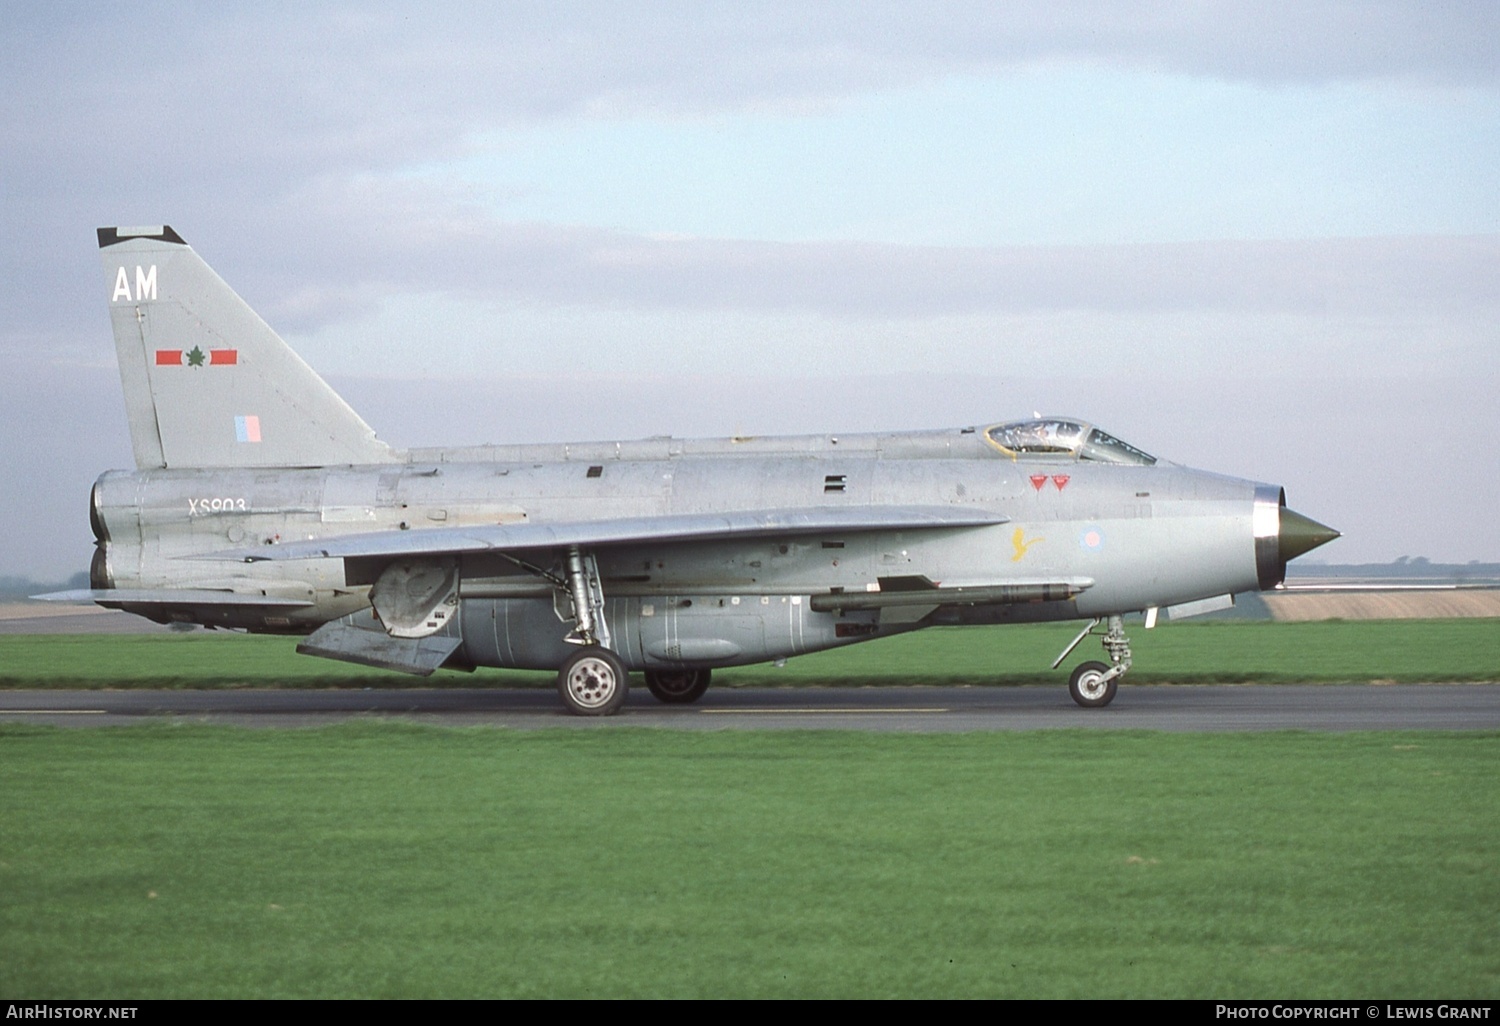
left=98, top=226, right=186, bottom=248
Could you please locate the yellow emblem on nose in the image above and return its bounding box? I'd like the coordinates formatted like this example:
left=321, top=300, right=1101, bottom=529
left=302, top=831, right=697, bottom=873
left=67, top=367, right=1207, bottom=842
left=1011, top=527, right=1043, bottom=562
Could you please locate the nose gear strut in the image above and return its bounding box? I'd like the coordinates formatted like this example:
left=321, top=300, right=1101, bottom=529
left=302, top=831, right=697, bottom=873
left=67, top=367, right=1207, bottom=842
left=1101, top=615, right=1133, bottom=679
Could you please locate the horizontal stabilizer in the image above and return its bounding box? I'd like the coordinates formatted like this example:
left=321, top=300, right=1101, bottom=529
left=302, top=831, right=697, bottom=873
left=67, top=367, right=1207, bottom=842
left=298, top=616, right=462, bottom=676
left=33, top=588, right=314, bottom=608
left=214, top=505, right=1009, bottom=563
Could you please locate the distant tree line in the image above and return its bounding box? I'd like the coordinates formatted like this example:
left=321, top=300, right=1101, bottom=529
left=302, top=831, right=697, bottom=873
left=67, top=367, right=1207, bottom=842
left=0, top=571, right=89, bottom=600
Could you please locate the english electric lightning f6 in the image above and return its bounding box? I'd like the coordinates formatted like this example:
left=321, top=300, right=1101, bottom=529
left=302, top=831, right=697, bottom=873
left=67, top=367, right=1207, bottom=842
left=49, top=226, right=1338, bottom=714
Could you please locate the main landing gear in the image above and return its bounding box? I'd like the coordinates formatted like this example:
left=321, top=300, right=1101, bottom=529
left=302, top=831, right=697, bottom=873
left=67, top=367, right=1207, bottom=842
left=557, top=646, right=629, bottom=716
left=549, top=545, right=715, bottom=715
left=1054, top=615, right=1133, bottom=709
left=557, top=660, right=713, bottom=715
left=551, top=546, right=630, bottom=716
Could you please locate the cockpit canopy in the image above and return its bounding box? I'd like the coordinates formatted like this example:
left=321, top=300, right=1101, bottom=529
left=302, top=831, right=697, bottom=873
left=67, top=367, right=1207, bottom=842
left=985, top=419, right=1157, bottom=466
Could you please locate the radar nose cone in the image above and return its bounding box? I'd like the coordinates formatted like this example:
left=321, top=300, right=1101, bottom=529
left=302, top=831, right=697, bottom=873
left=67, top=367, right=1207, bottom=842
left=1280, top=508, right=1340, bottom=563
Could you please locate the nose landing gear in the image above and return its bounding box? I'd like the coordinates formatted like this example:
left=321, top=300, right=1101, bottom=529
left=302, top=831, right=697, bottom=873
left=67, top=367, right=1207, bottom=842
left=1055, top=614, right=1133, bottom=708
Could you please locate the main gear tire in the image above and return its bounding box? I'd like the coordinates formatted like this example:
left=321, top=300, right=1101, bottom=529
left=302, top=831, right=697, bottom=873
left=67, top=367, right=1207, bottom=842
left=644, top=668, right=712, bottom=704
left=558, top=647, right=629, bottom=716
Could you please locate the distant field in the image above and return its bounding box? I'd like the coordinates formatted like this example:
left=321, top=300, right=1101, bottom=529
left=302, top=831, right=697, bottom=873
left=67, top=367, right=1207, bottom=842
left=0, top=618, right=1496, bottom=689
left=2, top=723, right=1495, bottom=999
left=1263, top=590, right=1500, bottom=621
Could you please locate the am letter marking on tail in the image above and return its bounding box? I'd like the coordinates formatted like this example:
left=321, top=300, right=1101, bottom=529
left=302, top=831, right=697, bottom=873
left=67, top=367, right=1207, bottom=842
left=111, top=264, right=157, bottom=303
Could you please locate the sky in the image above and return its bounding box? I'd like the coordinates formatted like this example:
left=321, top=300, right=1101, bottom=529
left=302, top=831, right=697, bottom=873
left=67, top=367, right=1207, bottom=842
left=1, top=1, right=1497, bottom=579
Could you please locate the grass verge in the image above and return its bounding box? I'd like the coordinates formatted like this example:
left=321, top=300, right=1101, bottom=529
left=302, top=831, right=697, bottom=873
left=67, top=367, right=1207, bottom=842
left=1, top=618, right=1496, bottom=689
left=1, top=723, right=1496, bottom=998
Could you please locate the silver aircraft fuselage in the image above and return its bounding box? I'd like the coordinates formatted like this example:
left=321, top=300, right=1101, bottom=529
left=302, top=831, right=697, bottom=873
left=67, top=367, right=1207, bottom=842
left=60, top=225, right=1339, bottom=714
left=92, top=428, right=1289, bottom=670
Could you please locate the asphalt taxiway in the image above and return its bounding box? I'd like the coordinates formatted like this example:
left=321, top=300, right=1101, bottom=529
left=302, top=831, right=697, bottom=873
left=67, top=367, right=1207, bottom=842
left=2, top=683, right=1497, bottom=731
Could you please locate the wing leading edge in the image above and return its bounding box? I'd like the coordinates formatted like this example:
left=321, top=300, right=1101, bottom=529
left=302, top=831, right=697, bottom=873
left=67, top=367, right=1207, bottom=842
left=212, top=505, right=1010, bottom=563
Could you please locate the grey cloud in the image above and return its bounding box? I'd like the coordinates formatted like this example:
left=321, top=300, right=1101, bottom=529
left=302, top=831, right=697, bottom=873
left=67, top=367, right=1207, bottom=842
left=7, top=3, right=1493, bottom=188
left=9, top=176, right=1493, bottom=356
left=4, top=2, right=1492, bottom=336
left=224, top=193, right=1500, bottom=325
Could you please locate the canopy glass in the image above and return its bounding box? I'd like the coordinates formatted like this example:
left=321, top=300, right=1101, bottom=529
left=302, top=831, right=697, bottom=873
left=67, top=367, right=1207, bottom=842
left=985, top=419, right=1157, bottom=466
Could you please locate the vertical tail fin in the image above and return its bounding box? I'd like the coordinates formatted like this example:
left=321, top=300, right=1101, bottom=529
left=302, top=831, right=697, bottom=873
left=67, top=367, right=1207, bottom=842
left=99, top=226, right=395, bottom=469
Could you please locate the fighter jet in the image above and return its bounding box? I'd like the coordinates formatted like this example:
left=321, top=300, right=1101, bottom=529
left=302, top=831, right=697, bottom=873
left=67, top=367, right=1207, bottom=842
left=45, top=225, right=1339, bottom=714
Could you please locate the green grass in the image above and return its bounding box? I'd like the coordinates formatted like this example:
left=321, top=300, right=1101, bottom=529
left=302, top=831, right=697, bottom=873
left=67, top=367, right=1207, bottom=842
left=1, top=724, right=1496, bottom=998
left=1, top=618, right=1496, bottom=689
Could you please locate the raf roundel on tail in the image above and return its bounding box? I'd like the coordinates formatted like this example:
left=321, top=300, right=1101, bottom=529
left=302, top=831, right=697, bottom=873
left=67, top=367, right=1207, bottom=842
left=38, top=226, right=1340, bottom=715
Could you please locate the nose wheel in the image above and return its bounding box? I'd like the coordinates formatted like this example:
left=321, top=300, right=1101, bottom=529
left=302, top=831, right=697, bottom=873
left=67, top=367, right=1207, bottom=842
left=1068, top=661, right=1117, bottom=707
left=1055, top=615, right=1132, bottom=708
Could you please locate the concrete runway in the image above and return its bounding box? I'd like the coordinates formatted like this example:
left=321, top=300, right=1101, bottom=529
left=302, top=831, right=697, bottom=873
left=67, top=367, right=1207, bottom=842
left=2, top=683, right=1498, bottom=731
left=0, top=605, right=174, bottom=635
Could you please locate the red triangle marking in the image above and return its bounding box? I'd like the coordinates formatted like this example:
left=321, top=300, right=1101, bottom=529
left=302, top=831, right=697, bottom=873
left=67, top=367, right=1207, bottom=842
left=1052, top=475, right=1070, bottom=490
left=1030, top=475, right=1048, bottom=491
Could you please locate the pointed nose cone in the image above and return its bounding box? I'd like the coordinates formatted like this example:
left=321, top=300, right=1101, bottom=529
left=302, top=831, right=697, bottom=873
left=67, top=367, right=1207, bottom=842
left=1280, top=508, right=1340, bottom=563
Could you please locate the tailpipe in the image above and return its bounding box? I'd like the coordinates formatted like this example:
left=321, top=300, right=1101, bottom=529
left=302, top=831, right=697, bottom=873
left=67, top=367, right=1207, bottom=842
left=1255, top=486, right=1340, bottom=590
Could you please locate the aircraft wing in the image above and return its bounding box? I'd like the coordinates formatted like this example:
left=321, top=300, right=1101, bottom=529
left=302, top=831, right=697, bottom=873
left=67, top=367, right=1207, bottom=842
left=214, top=505, right=1008, bottom=563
